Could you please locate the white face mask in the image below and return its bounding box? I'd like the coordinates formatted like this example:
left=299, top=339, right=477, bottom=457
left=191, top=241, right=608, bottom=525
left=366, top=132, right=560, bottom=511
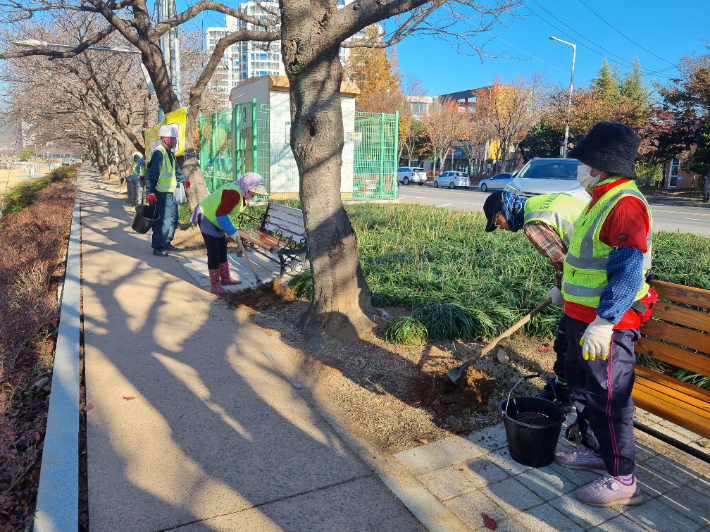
left=577, top=164, right=602, bottom=189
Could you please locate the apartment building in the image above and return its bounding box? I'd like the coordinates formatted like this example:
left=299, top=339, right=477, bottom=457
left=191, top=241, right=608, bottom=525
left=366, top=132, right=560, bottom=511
left=206, top=1, right=364, bottom=109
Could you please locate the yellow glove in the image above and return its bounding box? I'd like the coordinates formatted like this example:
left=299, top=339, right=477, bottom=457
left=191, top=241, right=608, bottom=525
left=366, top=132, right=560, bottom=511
left=579, top=316, right=614, bottom=361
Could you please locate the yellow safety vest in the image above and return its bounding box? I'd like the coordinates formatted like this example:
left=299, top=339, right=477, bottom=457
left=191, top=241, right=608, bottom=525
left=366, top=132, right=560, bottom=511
left=199, top=182, right=245, bottom=229
left=154, top=145, right=176, bottom=193
left=562, top=179, right=652, bottom=309
left=523, top=193, right=587, bottom=248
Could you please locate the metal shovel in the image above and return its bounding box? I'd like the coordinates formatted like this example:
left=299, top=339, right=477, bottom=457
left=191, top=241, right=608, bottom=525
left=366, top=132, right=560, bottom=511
left=447, top=298, right=553, bottom=384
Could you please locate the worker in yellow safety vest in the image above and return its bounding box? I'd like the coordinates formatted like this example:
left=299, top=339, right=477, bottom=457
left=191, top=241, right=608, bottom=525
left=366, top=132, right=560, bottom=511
left=484, top=191, right=587, bottom=413
left=553, top=121, right=657, bottom=507
left=190, top=172, right=267, bottom=293
left=145, top=125, right=190, bottom=256
left=127, top=152, right=145, bottom=206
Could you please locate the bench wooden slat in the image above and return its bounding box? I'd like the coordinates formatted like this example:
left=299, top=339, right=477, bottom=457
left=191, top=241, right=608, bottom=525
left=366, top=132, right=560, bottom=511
left=632, top=387, right=710, bottom=440
left=269, top=203, right=304, bottom=220
left=267, top=209, right=304, bottom=227
left=635, top=366, right=710, bottom=413
left=651, top=302, right=710, bottom=333
left=633, top=382, right=710, bottom=424
left=641, top=319, right=710, bottom=356
left=237, top=229, right=285, bottom=251
left=264, top=217, right=307, bottom=237
left=263, top=223, right=305, bottom=244
left=650, top=279, right=710, bottom=310
left=636, top=337, right=710, bottom=378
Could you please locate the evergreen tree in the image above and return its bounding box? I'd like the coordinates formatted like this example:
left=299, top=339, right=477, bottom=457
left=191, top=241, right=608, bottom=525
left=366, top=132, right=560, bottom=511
left=593, top=57, right=619, bottom=101
left=621, top=57, right=652, bottom=109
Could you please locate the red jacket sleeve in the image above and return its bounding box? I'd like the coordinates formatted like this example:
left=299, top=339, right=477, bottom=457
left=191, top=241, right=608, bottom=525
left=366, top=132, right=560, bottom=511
left=598, top=196, right=650, bottom=251
left=215, top=189, right=242, bottom=217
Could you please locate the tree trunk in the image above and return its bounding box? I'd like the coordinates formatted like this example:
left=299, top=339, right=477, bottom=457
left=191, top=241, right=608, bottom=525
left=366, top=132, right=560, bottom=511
left=281, top=6, right=375, bottom=344
left=180, top=103, right=210, bottom=210
left=704, top=170, right=710, bottom=203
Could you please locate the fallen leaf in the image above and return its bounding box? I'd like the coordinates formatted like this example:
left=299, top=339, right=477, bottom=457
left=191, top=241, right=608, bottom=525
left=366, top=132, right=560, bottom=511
left=416, top=438, right=429, bottom=445
left=539, top=347, right=550, bottom=353
left=84, top=403, right=94, bottom=411
left=482, top=513, right=497, bottom=530
left=122, top=396, right=136, bottom=401
left=34, top=431, right=41, bottom=441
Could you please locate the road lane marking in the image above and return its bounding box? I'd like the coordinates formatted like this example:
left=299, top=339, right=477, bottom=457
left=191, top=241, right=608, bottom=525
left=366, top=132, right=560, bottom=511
left=683, top=218, right=704, bottom=221
left=651, top=208, right=710, bottom=217
left=440, top=203, right=452, bottom=207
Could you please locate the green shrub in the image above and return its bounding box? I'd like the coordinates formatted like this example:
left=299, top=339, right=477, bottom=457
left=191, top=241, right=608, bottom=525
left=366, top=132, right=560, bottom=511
left=178, top=202, right=191, bottom=224
left=385, top=316, right=428, bottom=345
left=3, top=166, right=77, bottom=215
left=411, top=303, right=482, bottom=341
left=288, top=269, right=313, bottom=300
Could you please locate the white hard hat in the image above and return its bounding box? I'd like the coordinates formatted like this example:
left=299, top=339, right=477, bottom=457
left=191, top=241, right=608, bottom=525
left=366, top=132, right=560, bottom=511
left=158, top=124, right=178, bottom=138
left=133, top=151, right=141, bottom=159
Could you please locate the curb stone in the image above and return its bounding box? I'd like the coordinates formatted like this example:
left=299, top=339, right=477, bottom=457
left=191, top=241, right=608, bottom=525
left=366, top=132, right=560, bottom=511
left=33, top=188, right=82, bottom=531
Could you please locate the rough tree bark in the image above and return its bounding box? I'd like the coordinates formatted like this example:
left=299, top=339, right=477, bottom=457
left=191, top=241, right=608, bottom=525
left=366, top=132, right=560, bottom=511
left=704, top=169, right=710, bottom=203
left=281, top=1, right=377, bottom=344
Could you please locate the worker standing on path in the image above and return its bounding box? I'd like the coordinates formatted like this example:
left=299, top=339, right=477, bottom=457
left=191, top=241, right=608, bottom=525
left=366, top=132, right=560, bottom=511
left=145, top=125, right=190, bottom=257
left=126, top=152, right=145, bottom=206
left=554, top=121, right=657, bottom=507
left=190, top=172, right=267, bottom=293
left=483, top=190, right=587, bottom=413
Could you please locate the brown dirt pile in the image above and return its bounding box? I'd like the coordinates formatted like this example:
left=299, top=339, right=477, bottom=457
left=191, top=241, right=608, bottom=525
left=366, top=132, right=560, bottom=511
left=225, top=281, right=299, bottom=311
left=405, top=365, right=496, bottom=419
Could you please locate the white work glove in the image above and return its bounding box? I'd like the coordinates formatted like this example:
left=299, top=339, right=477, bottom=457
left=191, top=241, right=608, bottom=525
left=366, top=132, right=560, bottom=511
left=547, top=286, right=563, bottom=306
left=580, top=316, right=614, bottom=361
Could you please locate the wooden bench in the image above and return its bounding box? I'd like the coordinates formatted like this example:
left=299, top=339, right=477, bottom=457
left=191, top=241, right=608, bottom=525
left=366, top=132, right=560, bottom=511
left=236, top=202, right=308, bottom=275
left=632, top=279, right=710, bottom=440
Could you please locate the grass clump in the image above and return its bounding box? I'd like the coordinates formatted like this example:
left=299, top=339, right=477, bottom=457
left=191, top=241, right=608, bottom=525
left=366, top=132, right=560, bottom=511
left=385, top=316, right=428, bottom=345
left=288, top=269, right=314, bottom=300
left=411, top=303, right=482, bottom=341
left=3, top=165, right=77, bottom=215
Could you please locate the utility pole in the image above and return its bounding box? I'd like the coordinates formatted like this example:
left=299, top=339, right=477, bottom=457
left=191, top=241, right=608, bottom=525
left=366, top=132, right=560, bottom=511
left=550, top=36, right=576, bottom=159
left=156, top=0, right=183, bottom=120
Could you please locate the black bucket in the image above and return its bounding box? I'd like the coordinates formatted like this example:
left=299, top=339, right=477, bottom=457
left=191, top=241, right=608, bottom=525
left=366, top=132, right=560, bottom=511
left=499, top=395, right=566, bottom=468
left=132, top=204, right=160, bottom=234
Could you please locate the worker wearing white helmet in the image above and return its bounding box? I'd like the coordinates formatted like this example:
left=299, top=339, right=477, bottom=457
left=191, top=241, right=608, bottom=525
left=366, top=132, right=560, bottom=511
left=145, top=125, right=190, bottom=256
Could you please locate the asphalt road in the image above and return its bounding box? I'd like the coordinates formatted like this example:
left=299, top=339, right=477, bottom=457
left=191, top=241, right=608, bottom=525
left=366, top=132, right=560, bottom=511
left=397, top=185, right=710, bottom=238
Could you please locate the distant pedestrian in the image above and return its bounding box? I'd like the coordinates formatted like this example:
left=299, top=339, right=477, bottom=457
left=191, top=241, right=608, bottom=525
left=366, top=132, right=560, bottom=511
left=554, top=121, right=657, bottom=507
left=145, top=125, right=190, bottom=256
left=190, top=172, right=266, bottom=293
left=483, top=190, right=587, bottom=412
left=126, top=152, right=145, bottom=206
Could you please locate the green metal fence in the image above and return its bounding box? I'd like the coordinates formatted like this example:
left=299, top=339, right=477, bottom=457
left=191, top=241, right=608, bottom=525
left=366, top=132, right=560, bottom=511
left=198, top=100, right=398, bottom=201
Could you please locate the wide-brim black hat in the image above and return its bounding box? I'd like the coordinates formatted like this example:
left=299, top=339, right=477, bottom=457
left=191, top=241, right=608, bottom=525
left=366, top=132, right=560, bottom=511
left=483, top=191, right=504, bottom=232
left=568, top=121, right=640, bottom=178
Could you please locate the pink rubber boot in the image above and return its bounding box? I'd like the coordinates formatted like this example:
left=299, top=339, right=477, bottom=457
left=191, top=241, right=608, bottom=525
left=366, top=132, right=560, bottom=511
left=209, top=269, right=227, bottom=294
left=219, top=262, right=241, bottom=285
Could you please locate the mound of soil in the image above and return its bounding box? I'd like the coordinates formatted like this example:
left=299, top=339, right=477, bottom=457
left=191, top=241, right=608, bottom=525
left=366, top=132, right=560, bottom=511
left=225, top=281, right=299, bottom=311
left=507, top=411, right=557, bottom=426
left=406, top=365, right=497, bottom=418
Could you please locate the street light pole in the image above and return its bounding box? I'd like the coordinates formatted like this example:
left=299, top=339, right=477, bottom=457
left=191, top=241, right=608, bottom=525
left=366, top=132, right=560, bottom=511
left=12, top=40, right=154, bottom=94
left=549, top=36, right=576, bottom=158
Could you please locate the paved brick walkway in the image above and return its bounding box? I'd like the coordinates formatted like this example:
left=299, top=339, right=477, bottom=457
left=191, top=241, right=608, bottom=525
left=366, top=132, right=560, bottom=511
left=395, top=413, right=710, bottom=532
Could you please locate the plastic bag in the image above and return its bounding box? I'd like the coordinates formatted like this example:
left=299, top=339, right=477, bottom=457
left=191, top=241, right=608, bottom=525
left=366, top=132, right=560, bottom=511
left=174, top=182, right=187, bottom=205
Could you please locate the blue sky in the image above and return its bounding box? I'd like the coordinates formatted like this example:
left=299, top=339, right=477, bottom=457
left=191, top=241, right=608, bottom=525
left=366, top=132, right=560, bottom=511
left=394, top=0, right=710, bottom=97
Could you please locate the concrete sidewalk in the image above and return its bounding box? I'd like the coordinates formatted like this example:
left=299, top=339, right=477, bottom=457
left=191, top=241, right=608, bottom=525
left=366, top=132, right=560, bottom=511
left=81, top=167, right=423, bottom=532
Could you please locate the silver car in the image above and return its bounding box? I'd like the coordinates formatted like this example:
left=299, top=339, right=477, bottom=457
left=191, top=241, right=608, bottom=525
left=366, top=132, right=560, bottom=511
left=504, top=158, right=590, bottom=201
left=479, top=173, right=513, bottom=191
left=397, top=166, right=427, bottom=185
left=433, top=171, right=471, bottom=189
